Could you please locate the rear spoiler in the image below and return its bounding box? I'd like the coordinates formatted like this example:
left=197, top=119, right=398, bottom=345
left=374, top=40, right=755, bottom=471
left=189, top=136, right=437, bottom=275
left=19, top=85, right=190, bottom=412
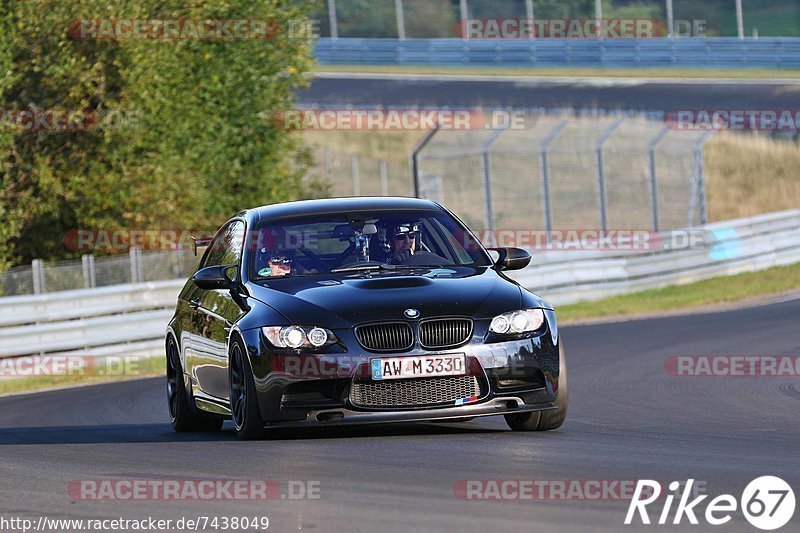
left=191, top=236, right=213, bottom=256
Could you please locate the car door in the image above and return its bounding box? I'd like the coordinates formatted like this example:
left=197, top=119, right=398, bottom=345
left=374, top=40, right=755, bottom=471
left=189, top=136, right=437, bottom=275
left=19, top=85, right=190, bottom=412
left=187, top=220, right=246, bottom=401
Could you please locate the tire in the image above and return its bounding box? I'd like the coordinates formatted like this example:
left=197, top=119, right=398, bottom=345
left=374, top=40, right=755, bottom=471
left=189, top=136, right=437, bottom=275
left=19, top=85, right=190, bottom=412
left=505, top=341, right=568, bottom=432
left=228, top=337, right=266, bottom=440
left=166, top=336, right=223, bottom=432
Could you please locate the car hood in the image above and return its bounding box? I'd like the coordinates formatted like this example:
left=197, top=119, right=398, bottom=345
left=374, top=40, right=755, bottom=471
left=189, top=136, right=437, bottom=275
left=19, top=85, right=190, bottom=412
left=246, top=266, right=547, bottom=328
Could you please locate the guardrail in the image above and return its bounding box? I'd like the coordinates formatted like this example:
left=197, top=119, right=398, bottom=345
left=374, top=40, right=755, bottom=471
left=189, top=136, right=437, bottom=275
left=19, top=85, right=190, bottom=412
left=510, top=209, right=800, bottom=304
left=1, top=210, right=799, bottom=360
left=314, top=38, right=800, bottom=68
left=0, top=281, right=184, bottom=359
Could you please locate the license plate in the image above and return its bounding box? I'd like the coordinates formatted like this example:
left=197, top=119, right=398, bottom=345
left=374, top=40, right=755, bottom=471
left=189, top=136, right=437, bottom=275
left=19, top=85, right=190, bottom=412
left=370, top=354, right=465, bottom=381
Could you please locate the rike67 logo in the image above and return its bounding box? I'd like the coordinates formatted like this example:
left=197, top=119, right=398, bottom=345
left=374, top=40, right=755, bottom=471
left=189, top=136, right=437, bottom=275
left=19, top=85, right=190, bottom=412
left=626, top=477, right=795, bottom=530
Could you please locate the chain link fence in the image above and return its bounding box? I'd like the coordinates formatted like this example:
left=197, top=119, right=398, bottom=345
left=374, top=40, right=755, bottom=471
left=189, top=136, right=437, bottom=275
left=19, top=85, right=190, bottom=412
left=414, top=114, right=713, bottom=236
left=307, top=146, right=413, bottom=197
left=1, top=116, right=712, bottom=297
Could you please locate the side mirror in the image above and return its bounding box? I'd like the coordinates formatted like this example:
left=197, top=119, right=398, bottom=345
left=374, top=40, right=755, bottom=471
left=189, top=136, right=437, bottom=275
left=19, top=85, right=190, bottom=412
left=193, top=264, right=236, bottom=290
left=489, top=247, right=531, bottom=271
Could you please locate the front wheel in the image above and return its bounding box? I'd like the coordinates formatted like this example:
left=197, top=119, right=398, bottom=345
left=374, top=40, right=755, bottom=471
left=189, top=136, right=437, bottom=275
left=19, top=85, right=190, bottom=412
left=166, top=337, right=223, bottom=432
left=505, top=342, right=568, bottom=431
left=229, top=338, right=266, bottom=440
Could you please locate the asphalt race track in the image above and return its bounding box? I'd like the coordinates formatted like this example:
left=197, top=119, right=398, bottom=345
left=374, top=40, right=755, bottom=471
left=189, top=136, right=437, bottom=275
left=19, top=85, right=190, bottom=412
left=1, top=297, right=798, bottom=532
left=299, top=73, right=800, bottom=115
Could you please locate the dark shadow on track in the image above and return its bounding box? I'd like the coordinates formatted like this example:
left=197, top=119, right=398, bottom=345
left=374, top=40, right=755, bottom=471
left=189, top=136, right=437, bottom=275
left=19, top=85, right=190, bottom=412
left=0, top=421, right=507, bottom=446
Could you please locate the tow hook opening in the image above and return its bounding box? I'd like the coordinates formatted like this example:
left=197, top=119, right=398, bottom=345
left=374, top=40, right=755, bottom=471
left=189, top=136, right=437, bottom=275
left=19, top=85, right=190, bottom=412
left=316, top=411, right=345, bottom=422
left=504, top=400, right=519, bottom=410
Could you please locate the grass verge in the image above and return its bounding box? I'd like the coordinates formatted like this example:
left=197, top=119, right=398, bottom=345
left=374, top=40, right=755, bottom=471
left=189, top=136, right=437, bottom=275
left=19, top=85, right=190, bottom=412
left=556, top=262, right=800, bottom=322
left=705, top=133, right=800, bottom=221
left=316, top=65, right=800, bottom=80
left=0, top=355, right=164, bottom=396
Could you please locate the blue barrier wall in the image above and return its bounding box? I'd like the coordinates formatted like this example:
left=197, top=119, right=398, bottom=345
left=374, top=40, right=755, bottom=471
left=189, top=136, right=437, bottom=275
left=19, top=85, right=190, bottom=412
left=315, top=38, right=800, bottom=69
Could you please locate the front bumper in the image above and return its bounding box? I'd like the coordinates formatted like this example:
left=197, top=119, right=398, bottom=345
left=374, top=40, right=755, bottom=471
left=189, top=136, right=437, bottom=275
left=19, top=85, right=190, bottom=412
left=238, top=314, right=562, bottom=427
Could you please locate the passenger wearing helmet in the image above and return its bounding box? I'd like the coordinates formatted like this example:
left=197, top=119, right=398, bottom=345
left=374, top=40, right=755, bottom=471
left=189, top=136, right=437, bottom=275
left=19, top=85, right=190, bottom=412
left=256, top=248, right=293, bottom=277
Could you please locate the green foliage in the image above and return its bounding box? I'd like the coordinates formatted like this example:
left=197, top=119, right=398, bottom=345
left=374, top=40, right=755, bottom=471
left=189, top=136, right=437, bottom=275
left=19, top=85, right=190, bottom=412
left=0, top=0, right=317, bottom=268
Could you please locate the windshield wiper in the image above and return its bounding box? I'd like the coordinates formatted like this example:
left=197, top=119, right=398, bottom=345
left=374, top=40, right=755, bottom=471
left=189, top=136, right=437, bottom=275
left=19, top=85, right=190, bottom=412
left=330, top=263, right=452, bottom=273
left=330, top=263, right=396, bottom=273
left=389, top=264, right=446, bottom=269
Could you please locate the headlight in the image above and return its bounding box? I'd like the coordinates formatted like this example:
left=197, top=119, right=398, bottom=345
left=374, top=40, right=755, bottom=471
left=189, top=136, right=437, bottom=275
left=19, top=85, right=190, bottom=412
left=489, top=309, right=545, bottom=334
left=262, top=326, right=338, bottom=349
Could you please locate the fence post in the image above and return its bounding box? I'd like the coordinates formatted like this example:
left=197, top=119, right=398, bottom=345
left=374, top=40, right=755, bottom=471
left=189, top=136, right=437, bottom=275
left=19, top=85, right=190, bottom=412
left=480, top=125, right=510, bottom=242
left=327, top=0, right=338, bottom=39
left=32, top=259, right=45, bottom=294
left=351, top=154, right=360, bottom=196
left=82, top=254, right=96, bottom=288
left=395, top=0, right=406, bottom=40
left=525, top=0, right=535, bottom=38
left=697, top=132, right=712, bottom=225
left=539, top=120, right=568, bottom=239
left=689, top=131, right=713, bottom=227
left=666, top=0, right=674, bottom=38
left=323, top=147, right=333, bottom=183
left=410, top=127, right=439, bottom=197
left=130, top=248, right=143, bottom=284
left=379, top=160, right=389, bottom=196
left=596, top=118, right=624, bottom=233
left=648, top=125, right=669, bottom=232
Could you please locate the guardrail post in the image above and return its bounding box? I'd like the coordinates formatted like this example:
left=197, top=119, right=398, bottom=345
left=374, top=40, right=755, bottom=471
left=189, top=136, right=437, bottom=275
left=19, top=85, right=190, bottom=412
left=539, top=120, right=568, bottom=240
left=379, top=160, right=389, bottom=196
left=130, top=248, right=143, bottom=284
left=82, top=255, right=96, bottom=288
left=648, top=125, right=669, bottom=232
left=31, top=259, right=45, bottom=294
left=596, top=118, right=624, bottom=233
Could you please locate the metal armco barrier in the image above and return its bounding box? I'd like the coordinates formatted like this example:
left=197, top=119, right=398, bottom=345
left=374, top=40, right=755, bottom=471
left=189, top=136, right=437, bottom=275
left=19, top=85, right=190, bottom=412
left=314, top=38, right=800, bottom=68
left=509, top=209, right=800, bottom=304
left=1, top=210, right=799, bottom=359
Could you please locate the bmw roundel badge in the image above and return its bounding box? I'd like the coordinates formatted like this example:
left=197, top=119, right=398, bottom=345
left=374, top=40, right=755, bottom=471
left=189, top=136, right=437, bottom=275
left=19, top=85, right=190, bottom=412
left=404, top=308, right=420, bottom=319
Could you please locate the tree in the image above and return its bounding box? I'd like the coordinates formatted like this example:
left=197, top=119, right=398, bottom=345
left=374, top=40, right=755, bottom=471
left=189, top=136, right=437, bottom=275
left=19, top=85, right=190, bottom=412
left=0, top=0, right=317, bottom=268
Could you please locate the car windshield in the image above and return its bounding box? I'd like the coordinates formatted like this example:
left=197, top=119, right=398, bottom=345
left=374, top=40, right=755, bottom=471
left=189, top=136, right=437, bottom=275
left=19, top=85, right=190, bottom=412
left=248, top=209, right=491, bottom=279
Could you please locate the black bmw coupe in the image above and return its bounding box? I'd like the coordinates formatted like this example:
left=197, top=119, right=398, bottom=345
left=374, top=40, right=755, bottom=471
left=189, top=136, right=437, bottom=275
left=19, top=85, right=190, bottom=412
left=166, top=197, right=567, bottom=439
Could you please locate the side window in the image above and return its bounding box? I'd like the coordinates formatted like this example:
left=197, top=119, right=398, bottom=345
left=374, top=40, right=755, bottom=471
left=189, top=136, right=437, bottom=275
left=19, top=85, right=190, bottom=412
left=201, top=221, right=245, bottom=269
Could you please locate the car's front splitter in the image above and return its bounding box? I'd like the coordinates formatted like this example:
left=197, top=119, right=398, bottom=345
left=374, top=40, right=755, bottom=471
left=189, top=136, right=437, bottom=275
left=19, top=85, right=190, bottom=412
left=261, top=396, right=557, bottom=428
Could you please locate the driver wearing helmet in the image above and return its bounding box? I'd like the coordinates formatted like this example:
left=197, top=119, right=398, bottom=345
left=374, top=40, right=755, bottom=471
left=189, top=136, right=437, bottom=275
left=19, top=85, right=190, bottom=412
left=385, top=222, right=421, bottom=265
